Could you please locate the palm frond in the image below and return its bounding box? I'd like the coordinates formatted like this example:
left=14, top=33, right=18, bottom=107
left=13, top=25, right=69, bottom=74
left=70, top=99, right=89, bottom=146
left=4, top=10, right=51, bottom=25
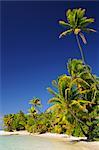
left=66, top=9, right=71, bottom=17
left=59, top=20, right=71, bottom=28
left=59, top=29, right=72, bottom=38
left=46, top=104, right=60, bottom=112
left=70, top=100, right=85, bottom=111
left=80, top=18, right=94, bottom=27
left=80, top=17, right=87, bottom=23
left=48, top=97, right=62, bottom=104
left=82, top=28, right=97, bottom=33
left=77, top=8, right=85, bottom=18
left=47, top=87, right=59, bottom=97
left=77, top=99, right=95, bottom=104
left=58, top=75, right=71, bottom=97
left=65, top=88, right=70, bottom=100
left=52, top=80, right=58, bottom=88
left=70, top=99, right=94, bottom=111
left=70, top=77, right=90, bottom=89
left=79, top=89, right=90, bottom=94
left=79, top=32, right=87, bottom=44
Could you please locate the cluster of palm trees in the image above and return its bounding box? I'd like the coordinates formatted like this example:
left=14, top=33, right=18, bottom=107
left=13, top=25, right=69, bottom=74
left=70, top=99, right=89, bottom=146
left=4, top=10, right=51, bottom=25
left=47, top=59, right=99, bottom=140
left=46, top=8, right=99, bottom=141
left=3, top=8, right=99, bottom=141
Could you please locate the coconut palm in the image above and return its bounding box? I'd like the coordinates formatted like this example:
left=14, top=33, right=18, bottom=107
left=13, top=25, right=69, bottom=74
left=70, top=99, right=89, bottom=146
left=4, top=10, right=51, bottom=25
left=29, top=97, right=42, bottom=113
left=59, top=8, right=96, bottom=63
left=28, top=106, right=37, bottom=117
left=47, top=59, right=99, bottom=140
left=3, top=114, right=14, bottom=131
left=47, top=74, right=92, bottom=127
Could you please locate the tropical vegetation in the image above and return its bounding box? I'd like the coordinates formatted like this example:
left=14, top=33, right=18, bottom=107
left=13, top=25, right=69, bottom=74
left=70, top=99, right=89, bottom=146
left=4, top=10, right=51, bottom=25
left=3, top=8, right=99, bottom=141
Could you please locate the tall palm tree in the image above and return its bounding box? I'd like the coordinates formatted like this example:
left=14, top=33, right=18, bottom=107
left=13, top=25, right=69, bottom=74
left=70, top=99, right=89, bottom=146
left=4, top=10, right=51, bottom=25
left=59, top=8, right=96, bottom=63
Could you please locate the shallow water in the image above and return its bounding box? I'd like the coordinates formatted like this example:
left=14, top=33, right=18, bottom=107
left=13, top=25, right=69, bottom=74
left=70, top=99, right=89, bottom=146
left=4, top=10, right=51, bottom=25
left=0, top=135, right=75, bottom=150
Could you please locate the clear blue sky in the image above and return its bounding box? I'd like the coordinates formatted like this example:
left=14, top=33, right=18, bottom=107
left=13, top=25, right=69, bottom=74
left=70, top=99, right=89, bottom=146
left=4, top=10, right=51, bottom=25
left=1, top=1, right=99, bottom=115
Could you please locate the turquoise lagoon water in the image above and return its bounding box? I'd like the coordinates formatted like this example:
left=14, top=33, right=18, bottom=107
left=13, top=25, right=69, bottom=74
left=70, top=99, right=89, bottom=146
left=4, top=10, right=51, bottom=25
left=0, top=135, right=74, bottom=150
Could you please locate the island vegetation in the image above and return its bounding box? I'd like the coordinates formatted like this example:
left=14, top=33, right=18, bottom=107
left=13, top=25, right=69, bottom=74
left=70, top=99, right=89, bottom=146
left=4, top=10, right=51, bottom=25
left=3, top=8, right=99, bottom=142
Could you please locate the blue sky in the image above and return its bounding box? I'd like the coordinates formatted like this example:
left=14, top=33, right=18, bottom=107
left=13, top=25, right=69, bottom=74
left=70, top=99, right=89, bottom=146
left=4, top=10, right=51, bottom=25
left=1, top=1, right=99, bottom=115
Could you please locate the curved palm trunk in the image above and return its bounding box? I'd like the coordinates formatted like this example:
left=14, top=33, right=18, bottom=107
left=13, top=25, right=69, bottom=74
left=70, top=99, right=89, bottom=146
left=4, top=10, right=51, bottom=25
left=69, top=109, right=89, bottom=127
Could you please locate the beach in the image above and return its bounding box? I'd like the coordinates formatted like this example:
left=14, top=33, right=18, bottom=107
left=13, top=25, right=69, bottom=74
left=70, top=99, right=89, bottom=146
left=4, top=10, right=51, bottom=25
left=0, top=131, right=99, bottom=150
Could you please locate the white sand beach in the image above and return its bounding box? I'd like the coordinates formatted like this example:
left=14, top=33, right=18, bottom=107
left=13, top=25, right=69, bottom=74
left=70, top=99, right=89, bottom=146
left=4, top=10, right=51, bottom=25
left=0, top=130, right=99, bottom=150
left=0, top=130, right=30, bottom=136
left=0, top=130, right=86, bottom=140
left=35, top=132, right=99, bottom=150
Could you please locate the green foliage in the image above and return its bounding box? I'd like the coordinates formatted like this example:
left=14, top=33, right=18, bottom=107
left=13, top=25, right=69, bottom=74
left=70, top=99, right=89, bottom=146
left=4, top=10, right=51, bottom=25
left=26, top=112, right=53, bottom=134
left=29, top=97, right=42, bottom=114
left=2, top=8, right=98, bottom=142
left=47, top=59, right=99, bottom=141
left=59, top=8, right=96, bottom=64
left=13, top=111, right=27, bottom=131
left=59, top=8, right=96, bottom=40
left=3, top=114, right=14, bottom=131
left=3, top=111, right=27, bottom=132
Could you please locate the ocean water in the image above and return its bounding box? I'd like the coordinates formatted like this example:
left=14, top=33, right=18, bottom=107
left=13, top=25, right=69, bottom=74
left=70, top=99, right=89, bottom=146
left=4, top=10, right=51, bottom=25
left=0, top=135, right=74, bottom=150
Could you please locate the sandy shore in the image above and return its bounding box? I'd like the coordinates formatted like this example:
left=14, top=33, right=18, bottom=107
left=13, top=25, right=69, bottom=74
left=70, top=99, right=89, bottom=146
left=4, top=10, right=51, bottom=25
left=0, top=130, right=30, bottom=136
left=0, top=130, right=86, bottom=140
left=0, top=131, right=99, bottom=150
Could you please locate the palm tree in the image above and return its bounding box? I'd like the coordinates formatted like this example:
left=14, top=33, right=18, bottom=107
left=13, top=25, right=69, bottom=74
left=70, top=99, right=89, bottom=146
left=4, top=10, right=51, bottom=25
left=59, top=8, right=96, bottom=63
left=28, top=107, right=37, bottom=117
left=47, top=74, right=91, bottom=128
left=47, top=59, right=98, bottom=140
left=29, top=97, right=42, bottom=113
left=3, top=114, right=14, bottom=132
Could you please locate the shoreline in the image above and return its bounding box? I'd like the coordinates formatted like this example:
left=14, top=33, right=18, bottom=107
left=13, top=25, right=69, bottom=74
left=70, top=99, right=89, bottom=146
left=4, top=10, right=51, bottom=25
left=0, top=130, right=85, bottom=139
left=0, top=130, right=98, bottom=141
left=0, top=130, right=30, bottom=136
left=0, top=130, right=99, bottom=150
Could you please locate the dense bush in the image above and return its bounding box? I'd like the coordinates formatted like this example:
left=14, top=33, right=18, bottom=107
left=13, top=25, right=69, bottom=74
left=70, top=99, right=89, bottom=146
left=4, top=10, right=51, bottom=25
left=3, top=111, right=27, bottom=131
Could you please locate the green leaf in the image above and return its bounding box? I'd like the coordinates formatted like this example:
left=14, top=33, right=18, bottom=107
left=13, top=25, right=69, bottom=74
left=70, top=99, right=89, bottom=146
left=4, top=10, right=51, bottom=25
left=70, top=77, right=90, bottom=89
left=77, top=8, right=85, bottom=18
left=59, top=29, right=72, bottom=38
left=46, top=104, right=60, bottom=112
left=48, top=97, right=62, bottom=104
left=52, top=80, right=58, bottom=88
left=66, top=9, right=71, bottom=17
left=80, top=18, right=94, bottom=27
left=47, top=87, right=59, bottom=97
left=59, top=20, right=71, bottom=28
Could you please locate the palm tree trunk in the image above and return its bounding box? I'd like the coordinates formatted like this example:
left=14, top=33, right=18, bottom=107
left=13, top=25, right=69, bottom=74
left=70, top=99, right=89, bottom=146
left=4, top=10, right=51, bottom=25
left=75, top=34, right=85, bottom=63
left=69, top=109, right=89, bottom=127
left=75, top=34, right=97, bottom=84
left=79, top=123, right=88, bottom=138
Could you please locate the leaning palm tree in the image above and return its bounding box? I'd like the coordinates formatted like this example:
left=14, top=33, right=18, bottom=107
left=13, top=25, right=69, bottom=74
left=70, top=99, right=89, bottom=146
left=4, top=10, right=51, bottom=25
left=47, top=59, right=98, bottom=140
left=47, top=74, right=92, bottom=126
left=59, top=8, right=96, bottom=63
